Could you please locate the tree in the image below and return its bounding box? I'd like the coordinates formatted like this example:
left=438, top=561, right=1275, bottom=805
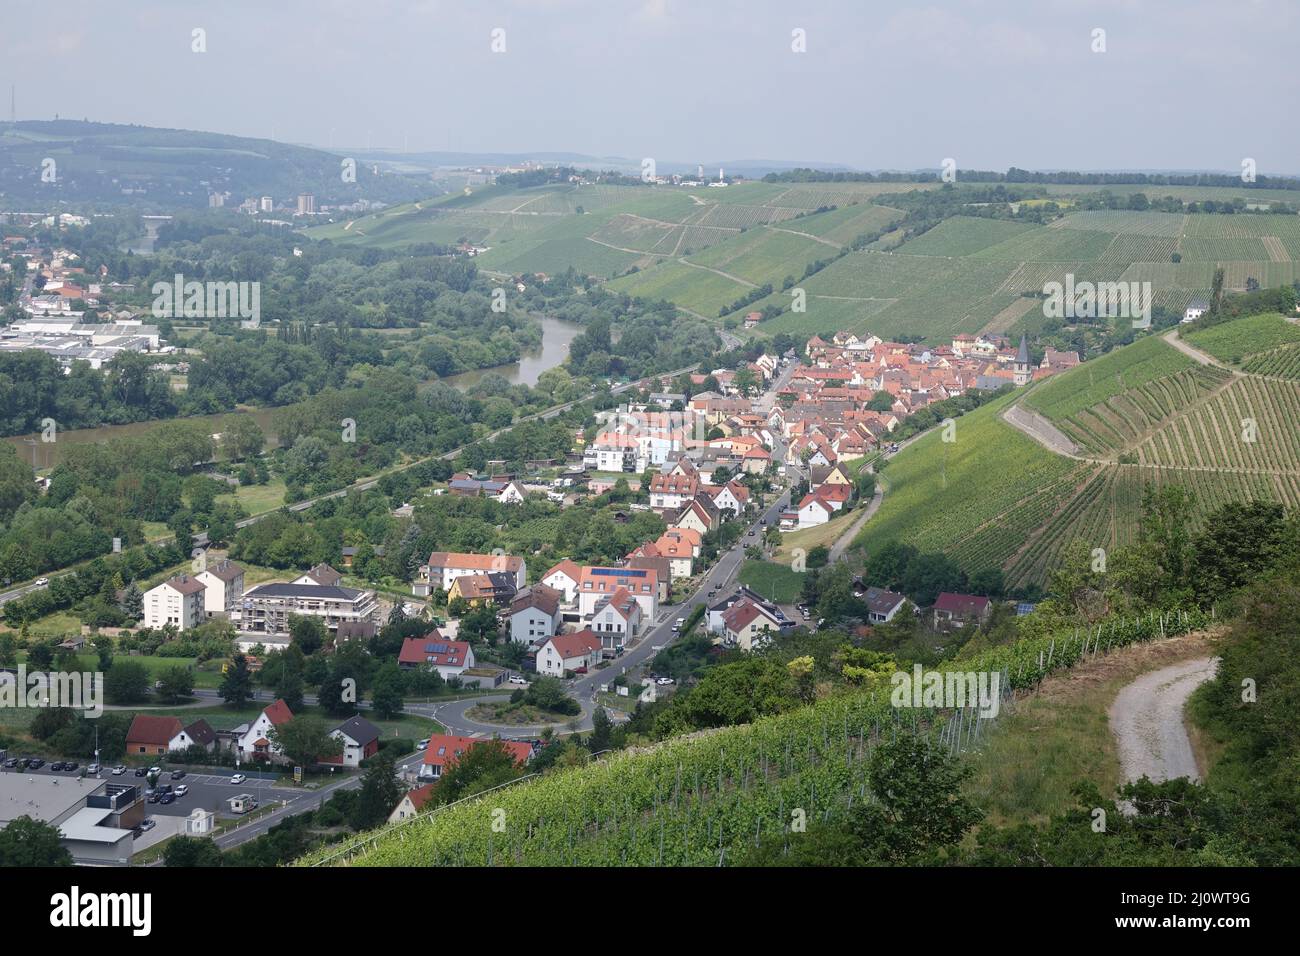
left=0, top=816, right=73, bottom=866
left=288, top=614, right=326, bottom=656
left=220, top=653, right=254, bottom=707
left=274, top=645, right=306, bottom=712
left=155, top=665, right=195, bottom=704
left=350, top=753, right=404, bottom=831
left=104, top=660, right=150, bottom=704
left=118, top=582, right=144, bottom=622
left=164, top=836, right=223, bottom=867
left=371, top=660, right=405, bottom=719
left=269, top=716, right=342, bottom=770
left=588, top=706, right=613, bottom=753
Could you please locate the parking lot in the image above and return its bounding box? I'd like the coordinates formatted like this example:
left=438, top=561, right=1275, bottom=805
left=0, top=760, right=303, bottom=824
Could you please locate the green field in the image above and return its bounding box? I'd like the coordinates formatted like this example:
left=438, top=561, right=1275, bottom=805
left=737, top=560, right=804, bottom=604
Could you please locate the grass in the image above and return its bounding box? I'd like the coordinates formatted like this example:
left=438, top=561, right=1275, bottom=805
left=964, top=630, right=1218, bottom=828
left=769, top=510, right=856, bottom=562
left=737, top=560, right=805, bottom=604
left=218, top=479, right=288, bottom=516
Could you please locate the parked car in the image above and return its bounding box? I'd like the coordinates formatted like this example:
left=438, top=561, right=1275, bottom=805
left=2, top=758, right=17, bottom=768
left=27, top=758, right=44, bottom=769
left=170, top=770, right=186, bottom=780
left=111, top=766, right=126, bottom=776
left=148, top=766, right=162, bottom=775
left=50, top=762, right=66, bottom=772
left=138, top=818, right=156, bottom=832
left=17, top=758, right=30, bottom=769
left=230, top=773, right=247, bottom=785
left=146, top=792, right=161, bottom=804
left=159, top=792, right=176, bottom=805
left=507, top=675, right=528, bottom=685
left=656, top=677, right=675, bottom=686
left=134, top=768, right=147, bottom=777
left=173, top=785, right=188, bottom=797
left=87, top=763, right=100, bottom=774
left=64, top=762, right=78, bottom=771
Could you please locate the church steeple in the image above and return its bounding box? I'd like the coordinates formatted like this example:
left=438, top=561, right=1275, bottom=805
left=1013, top=334, right=1031, bottom=386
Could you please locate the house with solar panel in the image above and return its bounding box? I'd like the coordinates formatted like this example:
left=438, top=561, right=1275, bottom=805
left=576, top=565, right=659, bottom=623
left=398, top=633, right=476, bottom=679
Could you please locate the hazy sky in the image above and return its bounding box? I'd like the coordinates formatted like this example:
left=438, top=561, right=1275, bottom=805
left=4, top=0, right=1298, bottom=172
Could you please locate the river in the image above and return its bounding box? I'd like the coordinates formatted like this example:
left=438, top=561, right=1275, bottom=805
left=441, top=315, right=581, bottom=390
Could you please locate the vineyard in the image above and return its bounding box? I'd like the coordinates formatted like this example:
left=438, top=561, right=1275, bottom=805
left=1244, top=342, right=1300, bottom=380
left=1183, top=313, right=1300, bottom=363
left=298, top=608, right=1208, bottom=868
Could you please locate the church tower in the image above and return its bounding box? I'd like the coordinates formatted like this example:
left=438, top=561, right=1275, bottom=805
left=1013, top=334, right=1032, bottom=386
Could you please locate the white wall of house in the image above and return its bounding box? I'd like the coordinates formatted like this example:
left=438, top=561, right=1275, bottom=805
left=510, top=608, right=557, bottom=644
left=143, top=583, right=203, bottom=631
left=196, top=570, right=243, bottom=617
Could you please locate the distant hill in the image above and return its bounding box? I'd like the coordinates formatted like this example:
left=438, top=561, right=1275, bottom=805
left=0, top=120, right=430, bottom=208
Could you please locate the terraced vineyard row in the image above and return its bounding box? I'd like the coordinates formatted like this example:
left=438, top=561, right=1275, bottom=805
left=1136, top=376, right=1300, bottom=474
left=1058, top=365, right=1231, bottom=454
left=1244, top=343, right=1300, bottom=380
left=1004, top=466, right=1116, bottom=586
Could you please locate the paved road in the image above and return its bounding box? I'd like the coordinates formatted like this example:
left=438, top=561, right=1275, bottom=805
left=1109, top=656, right=1218, bottom=787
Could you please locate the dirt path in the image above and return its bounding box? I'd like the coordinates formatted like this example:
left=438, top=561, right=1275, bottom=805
left=1109, top=656, right=1218, bottom=784
left=1002, top=403, right=1084, bottom=458
left=1163, top=329, right=1237, bottom=373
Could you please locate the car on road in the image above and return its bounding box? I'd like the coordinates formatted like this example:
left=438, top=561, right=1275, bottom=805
left=656, top=677, right=674, bottom=686
left=135, top=819, right=156, bottom=835
left=111, top=766, right=126, bottom=776
left=170, top=770, right=186, bottom=780
left=416, top=739, right=430, bottom=751
left=174, top=785, right=188, bottom=797
left=507, top=675, right=528, bottom=685
left=230, top=773, right=247, bottom=785
left=34, top=577, right=48, bottom=586
left=671, top=620, right=682, bottom=632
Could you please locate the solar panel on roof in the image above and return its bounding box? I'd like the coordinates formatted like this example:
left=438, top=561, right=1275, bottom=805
left=427, top=642, right=449, bottom=653
left=592, top=567, right=646, bottom=577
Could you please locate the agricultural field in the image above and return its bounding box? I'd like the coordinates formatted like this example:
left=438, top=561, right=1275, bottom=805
left=1244, top=342, right=1300, bottom=380
left=889, top=216, right=1036, bottom=257
left=1183, top=313, right=1300, bottom=363
left=737, top=560, right=804, bottom=604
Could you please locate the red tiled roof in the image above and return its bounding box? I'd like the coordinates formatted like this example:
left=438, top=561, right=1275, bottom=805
left=126, top=714, right=182, bottom=747
left=422, top=735, right=533, bottom=770
left=544, top=629, right=602, bottom=659
left=263, top=698, right=294, bottom=726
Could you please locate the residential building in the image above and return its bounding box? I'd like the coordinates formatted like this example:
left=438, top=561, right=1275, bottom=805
left=447, top=571, right=517, bottom=607
left=125, top=715, right=183, bottom=756
left=414, top=551, right=526, bottom=597
left=861, top=586, right=908, bottom=623
left=932, top=592, right=993, bottom=628
left=294, top=563, right=343, bottom=587
left=577, top=566, right=659, bottom=621
left=397, top=633, right=475, bottom=678
left=143, top=574, right=206, bottom=631
left=590, top=587, right=642, bottom=653
left=721, top=598, right=784, bottom=651
left=233, top=699, right=295, bottom=763
left=388, top=783, right=436, bottom=823
left=509, top=584, right=562, bottom=644
left=169, top=719, right=217, bottom=753
left=197, top=559, right=244, bottom=618
left=326, top=716, right=382, bottom=768
left=419, top=735, right=534, bottom=782
left=238, top=582, right=377, bottom=637
left=536, top=629, right=603, bottom=677
left=541, top=559, right=582, bottom=604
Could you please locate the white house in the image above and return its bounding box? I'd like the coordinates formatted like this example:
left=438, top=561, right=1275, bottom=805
left=1182, top=299, right=1210, bottom=323
left=326, top=715, right=382, bottom=768
left=861, top=586, right=908, bottom=623
left=414, top=551, right=527, bottom=598
left=577, top=566, right=659, bottom=622
left=509, top=584, right=562, bottom=644
left=721, top=598, right=784, bottom=651
left=536, top=630, right=602, bottom=678
left=196, top=559, right=244, bottom=618
left=234, top=699, right=295, bottom=763
left=796, top=494, right=834, bottom=529
left=398, top=634, right=475, bottom=678
left=495, top=481, right=527, bottom=505
left=168, top=719, right=217, bottom=754
left=590, top=587, right=642, bottom=654
left=541, top=559, right=582, bottom=604
left=388, top=783, right=436, bottom=823
left=143, top=574, right=207, bottom=631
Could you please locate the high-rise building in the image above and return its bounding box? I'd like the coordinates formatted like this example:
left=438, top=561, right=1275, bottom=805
left=296, top=193, right=315, bottom=215
left=259, top=195, right=273, bottom=212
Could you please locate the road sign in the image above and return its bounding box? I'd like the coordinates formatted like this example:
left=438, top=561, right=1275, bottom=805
left=294, top=765, right=303, bottom=784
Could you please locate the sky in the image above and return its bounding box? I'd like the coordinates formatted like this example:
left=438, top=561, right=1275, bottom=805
left=4, top=0, right=1298, bottom=173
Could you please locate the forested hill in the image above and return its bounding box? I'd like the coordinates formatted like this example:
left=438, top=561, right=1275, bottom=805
left=0, top=120, right=429, bottom=207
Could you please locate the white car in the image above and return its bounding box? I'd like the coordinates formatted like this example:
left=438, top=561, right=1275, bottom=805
left=508, top=675, right=528, bottom=685
left=417, top=739, right=430, bottom=751
left=111, top=765, right=126, bottom=776
left=34, top=577, right=49, bottom=587
left=656, top=677, right=675, bottom=686
left=173, top=785, right=189, bottom=797
left=230, top=773, right=247, bottom=785
left=671, top=620, right=682, bottom=632
left=148, top=766, right=162, bottom=775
